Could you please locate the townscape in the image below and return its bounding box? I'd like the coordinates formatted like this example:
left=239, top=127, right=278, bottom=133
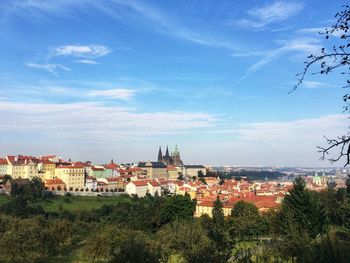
left=1, top=146, right=348, bottom=218
left=1, top=1, right=350, bottom=262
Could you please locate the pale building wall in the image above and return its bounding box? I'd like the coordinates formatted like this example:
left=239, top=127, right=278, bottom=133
left=0, top=164, right=8, bottom=175
left=126, top=182, right=148, bottom=197
left=55, top=167, right=85, bottom=190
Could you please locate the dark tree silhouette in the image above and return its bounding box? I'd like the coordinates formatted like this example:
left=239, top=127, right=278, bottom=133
left=293, top=6, right=350, bottom=166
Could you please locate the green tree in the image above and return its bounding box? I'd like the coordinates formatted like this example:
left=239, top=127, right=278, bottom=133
left=83, top=225, right=161, bottom=263
left=200, top=197, right=232, bottom=262
left=229, top=201, right=267, bottom=241
left=44, top=219, right=72, bottom=256
left=212, top=196, right=224, bottom=225
left=160, top=194, right=195, bottom=225
left=273, top=177, right=323, bottom=262
left=0, top=216, right=46, bottom=263
left=157, top=219, right=217, bottom=263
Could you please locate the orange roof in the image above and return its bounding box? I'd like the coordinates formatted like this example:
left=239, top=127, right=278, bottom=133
left=129, top=180, right=148, bottom=187
left=106, top=177, right=122, bottom=182
left=0, top=158, right=7, bottom=165
left=42, top=160, right=55, bottom=164
left=104, top=163, right=119, bottom=169
left=56, top=165, right=84, bottom=169
left=148, top=181, right=161, bottom=187
left=44, top=178, right=65, bottom=185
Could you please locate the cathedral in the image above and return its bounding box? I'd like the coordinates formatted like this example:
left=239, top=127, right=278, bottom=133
left=157, top=145, right=183, bottom=167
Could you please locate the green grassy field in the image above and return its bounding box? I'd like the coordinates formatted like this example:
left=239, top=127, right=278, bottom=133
left=0, top=194, right=131, bottom=212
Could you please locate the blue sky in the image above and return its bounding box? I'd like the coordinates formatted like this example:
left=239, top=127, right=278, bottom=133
left=0, top=0, right=348, bottom=166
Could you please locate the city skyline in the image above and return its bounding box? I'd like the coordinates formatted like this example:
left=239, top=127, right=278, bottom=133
left=0, top=0, right=348, bottom=166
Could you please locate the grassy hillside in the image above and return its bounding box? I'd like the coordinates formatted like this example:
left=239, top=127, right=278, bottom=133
left=0, top=193, right=132, bottom=212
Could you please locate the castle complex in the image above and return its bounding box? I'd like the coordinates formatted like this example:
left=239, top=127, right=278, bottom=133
left=157, top=145, right=183, bottom=167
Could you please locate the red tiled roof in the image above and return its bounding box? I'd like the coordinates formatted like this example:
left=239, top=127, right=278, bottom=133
left=44, top=178, right=65, bottom=185
left=42, top=160, right=55, bottom=164
left=129, top=180, right=148, bottom=187
left=0, top=158, right=7, bottom=165
left=178, top=186, right=191, bottom=191
left=56, top=165, right=84, bottom=169
left=104, top=163, right=119, bottom=169
left=106, top=177, right=121, bottom=182
left=148, top=181, right=161, bottom=187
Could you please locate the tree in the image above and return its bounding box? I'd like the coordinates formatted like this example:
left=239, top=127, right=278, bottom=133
left=201, top=197, right=232, bottom=262
left=229, top=201, right=267, bottom=240
left=293, top=6, right=350, bottom=166
left=83, top=226, right=162, bottom=263
left=212, top=196, right=224, bottom=226
left=160, top=194, right=195, bottom=224
left=0, top=216, right=45, bottom=262
left=273, top=177, right=324, bottom=262
left=157, top=220, right=217, bottom=263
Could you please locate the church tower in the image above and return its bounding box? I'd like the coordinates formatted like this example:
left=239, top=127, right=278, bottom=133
left=157, top=146, right=163, bottom=162
left=163, top=145, right=173, bottom=165
left=172, top=145, right=183, bottom=167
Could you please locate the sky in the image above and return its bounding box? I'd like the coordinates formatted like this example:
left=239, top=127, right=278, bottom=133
left=0, top=0, right=349, bottom=166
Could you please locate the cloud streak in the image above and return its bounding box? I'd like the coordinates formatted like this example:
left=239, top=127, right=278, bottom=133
left=233, top=1, right=304, bottom=30
left=53, top=45, right=110, bottom=58
left=0, top=101, right=216, bottom=139
left=87, top=88, right=136, bottom=100
left=25, top=62, right=71, bottom=76
left=240, top=38, right=321, bottom=80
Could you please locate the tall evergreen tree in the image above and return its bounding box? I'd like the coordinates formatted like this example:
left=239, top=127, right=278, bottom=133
left=212, top=196, right=224, bottom=226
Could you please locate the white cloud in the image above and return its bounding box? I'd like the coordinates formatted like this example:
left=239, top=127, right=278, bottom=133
left=296, top=27, right=325, bottom=35
left=77, top=59, right=98, bottom=65
left=53, top=45, right=110, bottom=58
left=240, top=38, right=321, bottom=80
left=234, top=1, right=304, bottom=29
left=230, top=50, right=269, bottom=58
left=303, top=81, right=334, bottom=89
left=87, top=88, right=136, bottom=100
left=0, top=99, right=348, bottom=166
left=4, top=0, right=241, bottom=52
left=25, top=62, right=71, bottom=76
left=0, top=101, right=216, bottom=138
left=190, top=114, right=349, bottom=166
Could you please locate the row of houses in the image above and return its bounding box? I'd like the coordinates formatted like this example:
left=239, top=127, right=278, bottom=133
left=0, top=155, right=207, bottom=193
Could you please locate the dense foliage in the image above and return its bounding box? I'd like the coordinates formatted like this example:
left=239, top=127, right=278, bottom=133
left=0, top=176, right=350, bottom=262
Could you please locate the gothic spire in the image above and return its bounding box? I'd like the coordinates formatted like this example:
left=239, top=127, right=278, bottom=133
left=158, top=146, right=163, bottom=162
left=165, top=145, right=170, bottom=158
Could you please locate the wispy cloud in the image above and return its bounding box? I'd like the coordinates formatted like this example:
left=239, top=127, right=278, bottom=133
left=76, top=59, right=98, bottom=65
left=3, top=0, right=241, bottom=52
left=0, top=100, right=216, bottom=139
left=230, top=50, right=269, bottom=58
left=240, top=38, right=321, bottom=80
left=53, top=45, right=110, bottom=58
left=26, top=45, right=108, bottom=75
left=232, top=1, right=304, bottom=30
left=25, top=62, right=71, bottom=76
left=296, top=27, right=325, bottom=35
left=303, top=81, right=335, bottom=89
left=87, top=88, right=136, bottom=100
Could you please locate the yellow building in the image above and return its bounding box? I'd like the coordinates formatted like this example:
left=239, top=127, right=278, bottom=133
left=41, top=160, right=57, bottom=179
left=6, top=156, right=42, bottom=180
left=195, top=201, right=232, bottom=217
left=167, top=166, right=179, bottom=179
left=54, top=165, right=85, bottom=190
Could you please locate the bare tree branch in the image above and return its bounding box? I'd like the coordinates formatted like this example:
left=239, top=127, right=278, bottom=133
left=293, top=5, right=350, bottom=166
